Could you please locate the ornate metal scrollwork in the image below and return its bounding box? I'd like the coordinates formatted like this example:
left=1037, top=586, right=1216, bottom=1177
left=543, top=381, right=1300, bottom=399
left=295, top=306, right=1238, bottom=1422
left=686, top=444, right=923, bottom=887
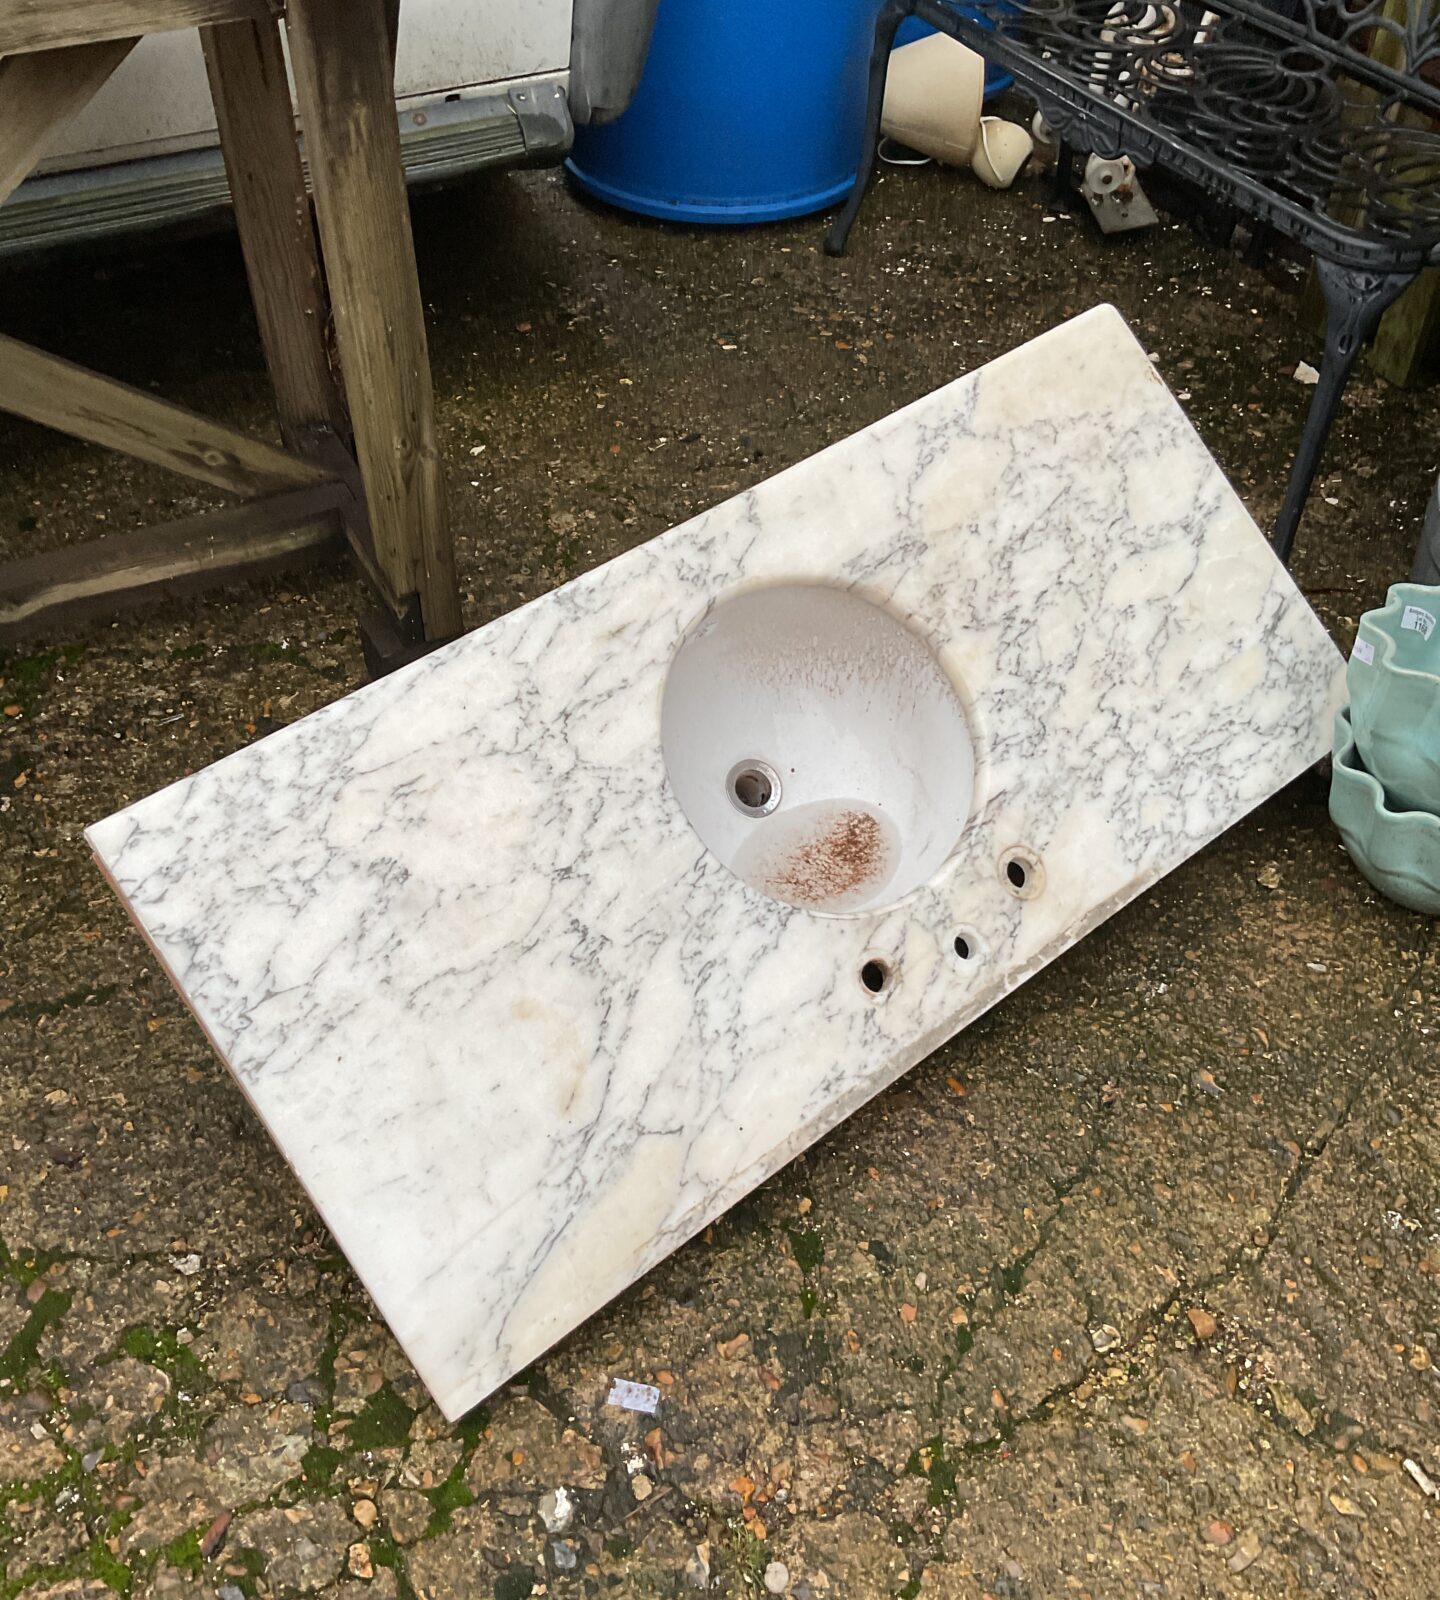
left=914, top=0, right=1440, bottom=266
left=832, top=0, right=1440, bottom=559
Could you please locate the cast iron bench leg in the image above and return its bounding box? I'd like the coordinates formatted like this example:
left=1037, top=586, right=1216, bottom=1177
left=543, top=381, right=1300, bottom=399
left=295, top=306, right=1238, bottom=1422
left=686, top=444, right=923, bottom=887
left=1272, top=258, right=1415, bottom=565
left=825, top=0, right=916, bottom=257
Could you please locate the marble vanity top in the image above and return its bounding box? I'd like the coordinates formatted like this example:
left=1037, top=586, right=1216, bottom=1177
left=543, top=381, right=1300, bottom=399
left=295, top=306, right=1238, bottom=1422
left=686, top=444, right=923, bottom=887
left=89, top=305, right=1344, bottom=1420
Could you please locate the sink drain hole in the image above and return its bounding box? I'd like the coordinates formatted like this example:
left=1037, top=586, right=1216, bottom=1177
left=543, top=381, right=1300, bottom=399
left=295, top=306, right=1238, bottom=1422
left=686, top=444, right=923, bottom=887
left=727, top=759, right=781, bottom=817
left=860, top=958, right=891, bottom=996
left=735, top=770, right=772, bottom=809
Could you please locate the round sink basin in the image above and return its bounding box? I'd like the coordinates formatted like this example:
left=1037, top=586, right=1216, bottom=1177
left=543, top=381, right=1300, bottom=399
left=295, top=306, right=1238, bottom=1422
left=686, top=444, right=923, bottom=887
left=661, top=584, right=977, bottom=915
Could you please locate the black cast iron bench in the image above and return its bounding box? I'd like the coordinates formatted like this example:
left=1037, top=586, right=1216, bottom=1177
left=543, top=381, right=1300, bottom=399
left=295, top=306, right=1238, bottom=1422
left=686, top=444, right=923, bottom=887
left=826, top=0, right=1440, bottom=564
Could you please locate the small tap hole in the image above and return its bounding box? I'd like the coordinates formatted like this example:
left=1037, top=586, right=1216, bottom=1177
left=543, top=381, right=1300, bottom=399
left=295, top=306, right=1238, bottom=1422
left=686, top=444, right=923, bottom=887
left=999, top=847, right=1044, bottom=900
left=860, top=959, right=890, bottom=995
left=954, top=934, right=972, bottom=959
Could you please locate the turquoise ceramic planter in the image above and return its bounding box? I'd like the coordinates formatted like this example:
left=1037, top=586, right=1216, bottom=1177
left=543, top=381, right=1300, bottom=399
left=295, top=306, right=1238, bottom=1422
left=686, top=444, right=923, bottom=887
left=1348, top=581, right=1440, bottom=814
left=1330, top=707, right=1440, bottom=916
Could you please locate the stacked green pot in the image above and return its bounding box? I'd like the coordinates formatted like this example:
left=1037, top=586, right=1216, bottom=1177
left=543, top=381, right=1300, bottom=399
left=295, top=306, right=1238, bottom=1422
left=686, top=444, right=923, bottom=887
left=1331, top=582, right=1440, bottom=915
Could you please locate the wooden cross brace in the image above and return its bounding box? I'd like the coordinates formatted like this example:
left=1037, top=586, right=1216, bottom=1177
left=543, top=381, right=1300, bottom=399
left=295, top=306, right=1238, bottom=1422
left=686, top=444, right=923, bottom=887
left=0, top=0, right=461, bottom=659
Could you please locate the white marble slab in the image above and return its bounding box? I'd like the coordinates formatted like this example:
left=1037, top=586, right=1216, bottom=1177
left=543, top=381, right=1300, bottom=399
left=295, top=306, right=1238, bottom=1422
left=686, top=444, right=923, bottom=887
left=88, top=307, right=1344, bottom=1420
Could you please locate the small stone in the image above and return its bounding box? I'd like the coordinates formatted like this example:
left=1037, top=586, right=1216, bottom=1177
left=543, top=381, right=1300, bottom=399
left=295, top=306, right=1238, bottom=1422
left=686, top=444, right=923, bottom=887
left=1186, top=1307, right=1218, bottom=1342
left=1089, top=1325, right=1121, bottom=1354
left=1328, top=1489, right=1365, bottom=1518
left=349, top=1542, right=374, bottom=1578
left=551, top=1539, right=578, bottom=1572
left=1202, top=1518, right=1234, bottom=1545
left=1256, top=863, right=1281, bottom=889
left=200, top=1511, right=232, bottom=1559
left=1119, top=1415, right=1150, bottom=1438
left=899, top=1304, right=917, bottom=1324
left=218, top=1588, right=245, bottom=1600
left=764, top=1559, right=791, bottom=1594
left=1269, top=1382, right=1315, bottom=1436
left=631, top=1472, right=654, bottom=1502
left=1227, top=1530, right=1262, bottom=1573
left=353, top=1498, right=378, bottom=1529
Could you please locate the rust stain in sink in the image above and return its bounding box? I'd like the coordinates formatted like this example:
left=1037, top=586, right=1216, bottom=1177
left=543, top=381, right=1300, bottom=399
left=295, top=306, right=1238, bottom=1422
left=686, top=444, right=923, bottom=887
left=764, top=808, right=888, bottom=908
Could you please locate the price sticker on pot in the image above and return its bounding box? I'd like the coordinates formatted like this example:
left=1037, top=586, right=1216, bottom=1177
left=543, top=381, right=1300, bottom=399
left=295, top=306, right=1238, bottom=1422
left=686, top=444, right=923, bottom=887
left=1351, top=636, right=1375, bottom=665
left=1401, top=605, right=1435, bottom=640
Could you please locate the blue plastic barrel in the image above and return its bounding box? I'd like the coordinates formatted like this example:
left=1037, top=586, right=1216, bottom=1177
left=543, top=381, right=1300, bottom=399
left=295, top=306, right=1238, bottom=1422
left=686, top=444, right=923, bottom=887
left=566, top=0, right=882, bottom=224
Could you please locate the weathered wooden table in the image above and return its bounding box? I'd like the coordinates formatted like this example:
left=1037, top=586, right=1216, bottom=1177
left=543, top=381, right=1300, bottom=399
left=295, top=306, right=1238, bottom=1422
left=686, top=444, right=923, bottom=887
left=0, top=0, right=463, bottom=668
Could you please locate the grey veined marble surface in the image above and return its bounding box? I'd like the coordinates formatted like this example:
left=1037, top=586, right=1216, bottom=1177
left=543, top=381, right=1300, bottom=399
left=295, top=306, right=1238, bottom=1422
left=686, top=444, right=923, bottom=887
left=88, top=306, right=1343, bottom=1420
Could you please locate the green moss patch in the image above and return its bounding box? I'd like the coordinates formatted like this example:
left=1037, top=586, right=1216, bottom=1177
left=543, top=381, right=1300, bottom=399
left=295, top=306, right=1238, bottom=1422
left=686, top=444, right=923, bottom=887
left=0, top=1288, right=71, bottom=1389
left=345, top=1385, right=414, bottom=1451
left=118, top=1325, right=206, bottom=1387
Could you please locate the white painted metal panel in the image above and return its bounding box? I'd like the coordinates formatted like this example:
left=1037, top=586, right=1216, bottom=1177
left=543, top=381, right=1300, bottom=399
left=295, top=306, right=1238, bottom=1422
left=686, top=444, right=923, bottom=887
left=394, top=0, right=571, bottom=97
left=38, top=0, right=572, bottom=171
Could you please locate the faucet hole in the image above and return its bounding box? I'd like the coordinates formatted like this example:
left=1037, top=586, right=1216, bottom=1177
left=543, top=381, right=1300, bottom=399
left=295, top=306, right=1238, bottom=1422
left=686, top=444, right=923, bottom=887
left=727, top=759, right=781, bottom=817
left=953, top=932, right=974, bottom=960
left=1000, top=847, right=1045, bottom=900
left=860, top=958, right=891, bottom=996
